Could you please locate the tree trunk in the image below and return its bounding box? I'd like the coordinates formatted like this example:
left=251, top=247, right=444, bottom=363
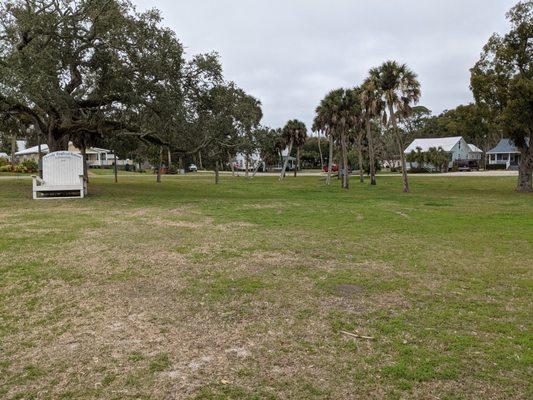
left=357, top=133, right=364, bottom=183
left=341, top=130, right=349, bottom=189
left=37, top=141, right=43, bottom=179
left=11, top=135, right=16, bottom=164
left=388, top=103, right=409, bottom=192
left=517, top=145, right=533, bottom=192
left=279, top=138, right=293, bottom=181
left=245, top=153, right=249, bottom=178
left=228, top=152, right=235, bottom=176
left=251, top=159, right=262, bottom=178
left=214, top=160, right=220, bottom=184
left=198, top=151, right=203, bottom=170
left=366, top=118, right=376, bottom=185
left=156, top=146, right=162, bottom=183
left=167, top=147, right=172, bottom=170
left=317, top=133, right=324, bottom=171
left=47, top=128, right=68, bottom=152
left=114, top=152, right=118, bottom=183
left=294, top=146, right=300, bottom=177
left=326, top=133, right=333, bottom=185
left=80, top=144, right=88, bottom=184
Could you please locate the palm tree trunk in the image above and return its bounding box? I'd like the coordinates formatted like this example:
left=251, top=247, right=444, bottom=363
left=357, top=133, right=364, bottom=183
left=214, top=160, right=220, bottom=184
left=366, top=118, right=376, bottom=185
left=279, top=138, right=293, bottom=181
left=341, top=130, right=349, bottom=189
left=326, top=133, right=333, bottom=185
left=156, top=146, right=162, bottom=183
left=388, top=103, right=409, bottom=192
left=317, top=132, right=324, bottom=171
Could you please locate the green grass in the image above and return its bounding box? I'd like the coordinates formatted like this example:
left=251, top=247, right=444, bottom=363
left=0, top=174, right=531, bottom=399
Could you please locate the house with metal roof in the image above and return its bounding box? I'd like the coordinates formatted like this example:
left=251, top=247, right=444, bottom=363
left=15, top=144, right=49, bottom=161
left=404, top=136, right=475, bottom=169
left=486, top=138, right=528, bottom=170
left=467, top=143, right=483, bottom=160
left=15, top=142, right=120, bottom=167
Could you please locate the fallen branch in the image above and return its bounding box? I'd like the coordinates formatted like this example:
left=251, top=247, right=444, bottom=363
left=340, top=330, right=375, bottom=340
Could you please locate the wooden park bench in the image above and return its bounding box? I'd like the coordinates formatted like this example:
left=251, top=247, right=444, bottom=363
left=32, top=151, right=87, bottom=199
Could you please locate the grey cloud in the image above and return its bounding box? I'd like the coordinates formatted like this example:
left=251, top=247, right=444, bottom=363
left=135, top=0, right=517, bottom=129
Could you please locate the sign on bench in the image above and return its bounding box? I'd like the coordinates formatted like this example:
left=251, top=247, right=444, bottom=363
left=32, top=151, right=87, bottom=199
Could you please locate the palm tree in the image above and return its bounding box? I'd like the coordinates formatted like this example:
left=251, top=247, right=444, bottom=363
left=361, top=79, right=385, bottom=185
left=312, top=115, right=325, bottom=171
left=367, top=61, right=421, bottom=192
left=354, top=127, right=365, bottom=183
left=315, top=88, right=360, bottom=189
left=314, top=104, right=334, bottom=185
left=279, top=119, right=307, bottom=180
left=293, top=124, right=307, bottom=177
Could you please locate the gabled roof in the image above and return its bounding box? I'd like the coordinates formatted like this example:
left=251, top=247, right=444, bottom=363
left=15, top=144, right=49, bottom=155
left=404, top=137, right=462, bottom=153
left=468, top=143, right=483, bottom=153
left=486, top=138, right=529, bottom=154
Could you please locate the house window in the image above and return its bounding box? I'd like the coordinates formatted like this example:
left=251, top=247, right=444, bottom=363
left=101, top=153, right=107, bottom=161
left=490, top=154, right=495, bottom=161
left=497, top=154, right=508, bottom=161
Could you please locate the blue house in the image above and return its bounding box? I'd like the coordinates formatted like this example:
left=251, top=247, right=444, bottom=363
left=486, top=138, right=529, bottom=170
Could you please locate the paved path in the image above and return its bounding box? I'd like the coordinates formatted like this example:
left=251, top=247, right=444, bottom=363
left=0, top=170, right=518, bottom=181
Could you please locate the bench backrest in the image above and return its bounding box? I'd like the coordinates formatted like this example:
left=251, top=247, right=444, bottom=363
left=43, top=151, right=83, bottom=185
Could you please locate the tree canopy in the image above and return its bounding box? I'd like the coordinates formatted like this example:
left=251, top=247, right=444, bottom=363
left=0, top=0, right=261, bottom=167
left=470, top=0, right=532, bottom=191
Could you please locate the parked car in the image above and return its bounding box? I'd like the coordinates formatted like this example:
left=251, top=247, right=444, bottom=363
left=189, top=164, right=198, bottom=172
left=322, top=164, right=339, bottom=173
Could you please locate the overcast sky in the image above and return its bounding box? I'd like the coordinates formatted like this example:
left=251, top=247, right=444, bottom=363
left=134, top=0, right=516, bottom=130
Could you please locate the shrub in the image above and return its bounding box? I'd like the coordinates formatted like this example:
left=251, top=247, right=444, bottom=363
left=0, top=164, right=14, bottom=172
left=20, top=159, right=38, bottom=173
left=0, top=157, right=9, bottom=167
left=486, top=163, right=507, bottom=170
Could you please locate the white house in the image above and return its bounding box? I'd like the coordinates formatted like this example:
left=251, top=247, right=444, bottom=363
left=66, top=143, right=121, bottom=167
left=0, top=152, right=9, bottom=159
left=14, top=142, right=134, bottom=167
left=404, top=136, right=476, bottom=170
left=234, top=151, right=263, bottom=171
left=15, top=144, right=49, bottom=162
left=486, top=138, right=528, bottom=170
left=467, top=144, right=483, bottom=160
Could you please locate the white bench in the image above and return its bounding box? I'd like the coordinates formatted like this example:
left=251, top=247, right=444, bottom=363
left=32, top=151, right=87, bottom=199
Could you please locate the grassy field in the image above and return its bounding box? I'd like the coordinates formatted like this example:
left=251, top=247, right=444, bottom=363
left=0, top=174, right=531, bottom=399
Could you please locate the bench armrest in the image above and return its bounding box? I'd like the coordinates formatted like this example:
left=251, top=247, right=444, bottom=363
left=32, top=176, right=44, bottom=185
